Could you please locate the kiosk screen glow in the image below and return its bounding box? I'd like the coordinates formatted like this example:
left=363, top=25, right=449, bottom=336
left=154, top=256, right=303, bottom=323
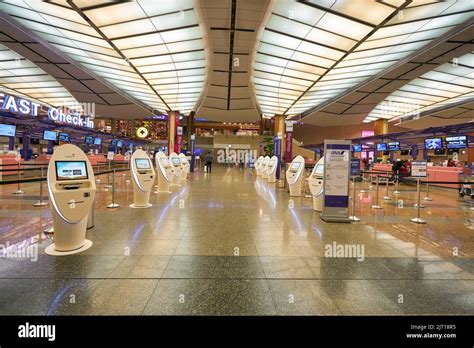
left=0, top=124, right=16, bottom=137
left=161, top=158, right=170, bottom=167
left=55, top=161, right=88, bottom=181
left=180, top=158, right=187, bottom=164
left=172, top=158, right=180, bottom=165
left=290, top=162, right=300, bottom=170
left=315, top=164, right=324, bottom=175
left=135, top=159, right=150, bottom=169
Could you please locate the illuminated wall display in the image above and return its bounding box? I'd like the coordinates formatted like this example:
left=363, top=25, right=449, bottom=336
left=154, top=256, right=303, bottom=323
left=0, top=93, right=94, bottom=129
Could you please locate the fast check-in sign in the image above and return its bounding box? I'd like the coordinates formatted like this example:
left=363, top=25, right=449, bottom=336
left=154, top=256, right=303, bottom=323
left=411, top=160, right=428, bottom=177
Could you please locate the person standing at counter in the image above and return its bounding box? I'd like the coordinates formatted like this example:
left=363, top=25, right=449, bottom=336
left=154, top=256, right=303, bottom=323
left=447, top=158, right=456, bottom=167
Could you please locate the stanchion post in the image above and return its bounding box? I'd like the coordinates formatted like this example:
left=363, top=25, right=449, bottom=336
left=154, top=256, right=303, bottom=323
left=423, top=183, right=432, bottom=201
left=33, top=166, right=48, bottom=207
left=359, top=172, right=366, bottom=194
left=107, top=168, right=120, bottom=209
left=393, top=176, right=401, bottom=195
left=349, top=176, right=361, bottom=222
left=12, top=162, right=25, bottom=195
left=410, top=178, right=426, bottom=224
left=383, top=175, right=391, bottom=200
left=371, top=175, right=383, bottom=209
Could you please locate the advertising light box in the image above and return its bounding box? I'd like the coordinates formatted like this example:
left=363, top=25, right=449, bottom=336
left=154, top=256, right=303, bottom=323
left=55, top=161, right=88, bottom=181
left=135, top=159, right=150, bottom=169
left=43, top=130, right=57, bottom=141
left=0, top=123, right=16, bottom=137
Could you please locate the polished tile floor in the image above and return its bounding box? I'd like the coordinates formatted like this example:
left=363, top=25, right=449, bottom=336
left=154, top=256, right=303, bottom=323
left=0, top=165, right=473, bottom=315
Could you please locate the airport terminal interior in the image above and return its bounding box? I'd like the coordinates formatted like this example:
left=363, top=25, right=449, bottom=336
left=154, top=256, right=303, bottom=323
left=0, top=0, right=473, bottom=316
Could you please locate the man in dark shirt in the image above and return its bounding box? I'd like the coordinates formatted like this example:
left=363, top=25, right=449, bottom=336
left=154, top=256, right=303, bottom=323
left=204, top=152, right=213, bottom=173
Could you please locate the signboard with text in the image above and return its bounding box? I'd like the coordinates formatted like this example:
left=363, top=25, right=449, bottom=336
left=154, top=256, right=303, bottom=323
left=411, top=160, right=427, bottom=178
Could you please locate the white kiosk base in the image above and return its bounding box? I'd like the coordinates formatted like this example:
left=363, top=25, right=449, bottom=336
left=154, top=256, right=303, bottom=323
left=46, top=239, right=92, bottom=256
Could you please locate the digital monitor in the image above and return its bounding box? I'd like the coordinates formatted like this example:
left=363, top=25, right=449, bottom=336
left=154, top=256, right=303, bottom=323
left=58, top=132, right=69, bottom=142
left=160, top=158, right=170, bottom=167
left=84, top=136, right=94, bottom=144
left=352, top=144, right=362, bottom=152
left=446, top=135, right=467, bottom=149
left=290, top=162, right=301, bottom=170
left=172, top=157, right=181, bottom=166
left=43, top=130, right=57, bottom=141
left=424, top=138, right=443, bottom=150
left=388, top=142, right=400, bottom=151
left=315, top=164, right=324, bottom=175
left=30, top=138, right=40, bottom=145
left=180, top=157, right=187, bottom=164
left=55, top=161, right=88, bottom=181
left=447, top=148, right=458, bottom=155
left=111, top=139, right=118, bottom=147
left=434, top=148, right=446, bottom=155
left=117, top=140, right=123, bottom=147
left=400, top=149, right=410, bottom=156
left=0, top=124, right=16, bottom=137
left=376, top=143, right=387, bottom=151
left=94, top=137, right=102, bottom=145
left=383, top=151, right=390, bottom=156
left=135, top=159, right=150, bottom=169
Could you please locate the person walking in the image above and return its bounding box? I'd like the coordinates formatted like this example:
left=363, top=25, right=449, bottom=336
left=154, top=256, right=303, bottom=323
left=204, top=151, right=213, bottom=173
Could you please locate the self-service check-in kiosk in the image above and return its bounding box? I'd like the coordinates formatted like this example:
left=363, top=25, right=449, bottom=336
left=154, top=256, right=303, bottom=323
left=309, top=157, right=325, bottom=211
left=261, top=156, right=270, bottom=179
left=266, top=156, right=278, bottom=183
left=286, top=155, right=305, bottom=196
left=178, top=153, right=190, bottom=181
left=45, top=144, right=96, bottom=255
left=169, top=152, right=182, bottom=187
left=255, top=156, right=264, bottom=176
left=130, top=149, right=155, bottom=208
left=155, top=151, right=172, bottom=193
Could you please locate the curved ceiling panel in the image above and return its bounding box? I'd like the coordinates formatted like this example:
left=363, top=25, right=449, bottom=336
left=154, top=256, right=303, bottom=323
left=0, top=43, right=77, bottom=106
left=1, top=0, right=208, bottom=115
left=252, top=0, right=473, bottom=117
left=364, top=52, right=474, bottom=123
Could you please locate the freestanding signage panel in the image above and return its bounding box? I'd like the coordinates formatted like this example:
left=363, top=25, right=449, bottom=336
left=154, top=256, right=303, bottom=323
left=286, top=155, right=305, bottom=196
left=261, top=156, right=270, bottom=179
left=322, top=140, right=351, bottom=222
left=267, top=156, right=278, bottom=183
left=130, top=149, right=155, bottom=208
left=178, top=153, right=190, bottom=181
left=309, top=156, right=325, bottom=211
left=155, top=151, right=172, bottom=193
left=45, top=144, right=96, bottom=255
left=169, top=152, right=182, bottom=187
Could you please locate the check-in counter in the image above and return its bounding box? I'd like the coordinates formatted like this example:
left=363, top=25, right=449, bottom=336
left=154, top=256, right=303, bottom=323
left=87, top=154, right=106, bottom=166
left=424, top=167, right=463, bottom=189
left=0, top=155, right=25, bottom=177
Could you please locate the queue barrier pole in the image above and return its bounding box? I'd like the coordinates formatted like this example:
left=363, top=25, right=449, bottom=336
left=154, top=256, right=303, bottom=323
left=349, top=176, right=361, bottom=222
left=423, top=183, right=433, bottom=201
left=104, top=161, right=112, bottom=189
left=33, top=166, right=48, bottom=207
left=393, top=177, right=401, bottom=195
left=383, top=176, right=391, bottom=201
left=359, top=172, right=367, bottom=194
left=410, top=178, right=426, bottom=224
left=12, top=162, right=25, bottom=195
left=371, top=175, right=383, bottom=210
left=107, top=169, right=120, bottom=209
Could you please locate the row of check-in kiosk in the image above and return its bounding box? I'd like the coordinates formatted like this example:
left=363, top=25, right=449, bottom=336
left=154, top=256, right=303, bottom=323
left=255, top=155, right=325, bottom=212
left=44, top=144, right=190, bottom=256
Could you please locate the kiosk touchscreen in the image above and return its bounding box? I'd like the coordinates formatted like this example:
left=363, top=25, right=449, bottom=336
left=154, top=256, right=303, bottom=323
left=155, top=151, right=172, bottom=193
left=178, top=153, right=190, bottom=181
left=308, top=157, right=325, bottom=211
left=261, top=156, right=270, bottom=179
left=45, top=144, right=96, bottom=255
left=169, top=152, right=182, bottom=187
left=255, top=156, right=264, bottom=176
left=266, top=156, right=278, bottom=183
left=130, top=149, right=155, bottom=208
left=286, top=155, right=305, bottom=196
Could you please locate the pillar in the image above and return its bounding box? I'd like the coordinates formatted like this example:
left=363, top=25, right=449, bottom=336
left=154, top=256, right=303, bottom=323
left=22, top=132, right=30, bottom=160
left=8, top=136, right=14, bottom=151
left=274, top=115, right=285, bottom=180
left=374, top=119, right=388, bottom=136
left=168, top=110, right=179, bottom=155
left=110, top=118, right=117, bottom=134
left=187, top=111, right=195, bottom=154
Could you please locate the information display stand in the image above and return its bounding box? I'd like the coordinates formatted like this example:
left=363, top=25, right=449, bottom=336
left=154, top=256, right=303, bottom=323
left=129, top=149, right=155, bottom=208
left=255, top=156, right=264, bottom=176
left=178, top=153, right=190, bottom=181
left=309, top=156, right=325, bottom=211
left=155, top=151, right=172, bottom=193
left=286, top=155, right=305, bottom=196
left=266, top=156, right=278, bottom=183
left=45, top=144, right=96, bottom=255
left=169, top=152, right=182, bottom=187
left=261, top=156, right=270, bottom=180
